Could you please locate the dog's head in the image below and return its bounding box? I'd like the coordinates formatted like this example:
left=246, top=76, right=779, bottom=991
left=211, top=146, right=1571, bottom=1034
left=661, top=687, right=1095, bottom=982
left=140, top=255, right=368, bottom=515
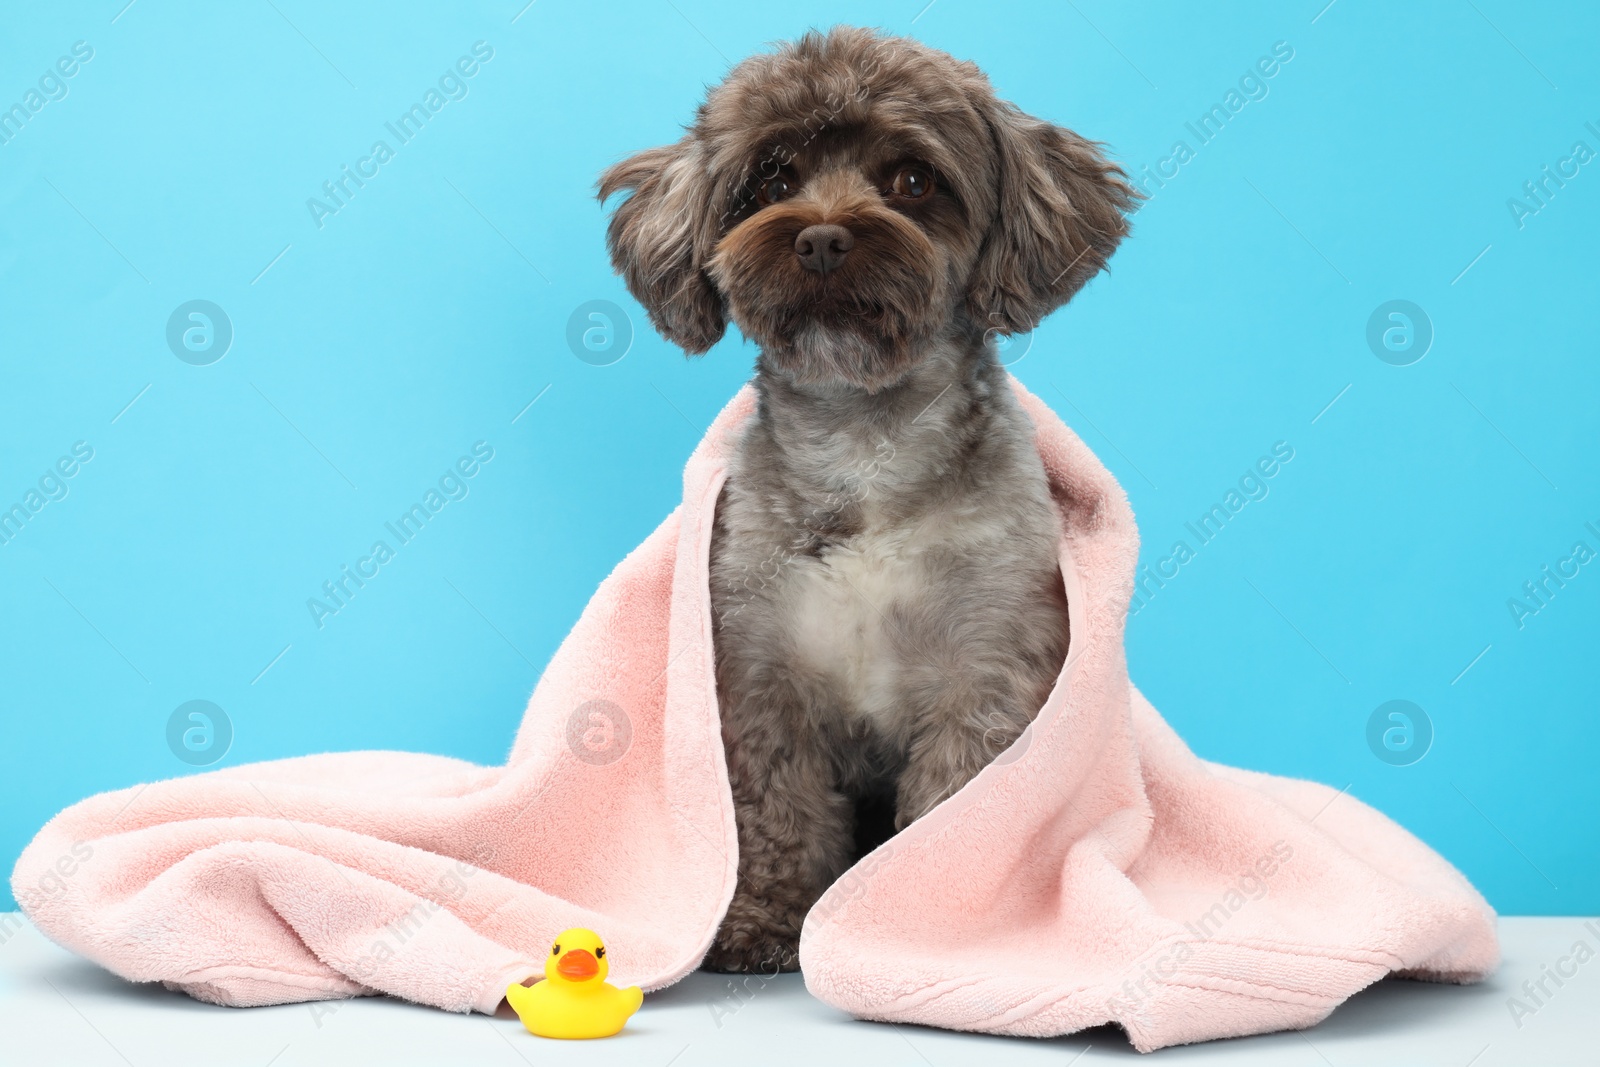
left=599, top=26, right=1136, bottom=391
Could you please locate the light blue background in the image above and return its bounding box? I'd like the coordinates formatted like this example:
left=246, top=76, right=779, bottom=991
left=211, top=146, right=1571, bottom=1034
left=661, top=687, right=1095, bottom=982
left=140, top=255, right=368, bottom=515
left=1, top=0, right=1595, bottom=915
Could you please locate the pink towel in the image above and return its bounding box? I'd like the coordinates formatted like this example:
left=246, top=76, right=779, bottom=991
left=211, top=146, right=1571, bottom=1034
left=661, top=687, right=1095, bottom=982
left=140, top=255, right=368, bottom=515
left=12, top=378, right=1497, bottom=1051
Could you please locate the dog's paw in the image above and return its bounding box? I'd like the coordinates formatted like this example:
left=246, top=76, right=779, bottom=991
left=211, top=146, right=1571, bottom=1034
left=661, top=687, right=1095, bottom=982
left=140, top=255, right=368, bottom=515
left=700, top=933, right=800, bottom=974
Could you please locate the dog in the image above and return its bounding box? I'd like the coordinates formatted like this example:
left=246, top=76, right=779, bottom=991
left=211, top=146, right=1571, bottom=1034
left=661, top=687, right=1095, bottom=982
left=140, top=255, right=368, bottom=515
left=599, top=26, right=1135, bottom=973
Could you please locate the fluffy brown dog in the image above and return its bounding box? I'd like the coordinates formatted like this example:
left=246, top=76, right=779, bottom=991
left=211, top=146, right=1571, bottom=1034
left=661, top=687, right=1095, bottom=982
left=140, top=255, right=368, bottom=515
left=601, top=26, right=1135, bottom=973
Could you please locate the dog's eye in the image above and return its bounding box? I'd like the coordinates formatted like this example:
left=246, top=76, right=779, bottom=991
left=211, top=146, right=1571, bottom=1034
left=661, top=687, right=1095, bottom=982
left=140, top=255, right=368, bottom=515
left=891, top=166, right=933, bottom=199
left=757, top=174, right=794, bottom=205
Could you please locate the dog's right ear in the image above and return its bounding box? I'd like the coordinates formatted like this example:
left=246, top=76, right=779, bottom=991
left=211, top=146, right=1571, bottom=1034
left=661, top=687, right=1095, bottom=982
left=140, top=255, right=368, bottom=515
left=598, top=141, right=726, bottom=355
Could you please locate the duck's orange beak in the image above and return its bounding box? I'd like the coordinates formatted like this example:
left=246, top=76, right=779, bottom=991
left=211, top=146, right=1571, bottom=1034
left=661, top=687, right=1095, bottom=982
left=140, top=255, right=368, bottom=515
left=556, top=949, right=600, bottom=981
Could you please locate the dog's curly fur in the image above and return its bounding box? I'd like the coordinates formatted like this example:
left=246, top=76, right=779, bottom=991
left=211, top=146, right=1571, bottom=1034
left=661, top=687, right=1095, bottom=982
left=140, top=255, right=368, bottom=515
left=599, top=26, right=1136, bottom=973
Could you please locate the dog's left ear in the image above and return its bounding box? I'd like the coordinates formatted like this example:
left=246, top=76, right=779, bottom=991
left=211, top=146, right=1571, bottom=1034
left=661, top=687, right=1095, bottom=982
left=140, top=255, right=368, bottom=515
left=965, top=100, right=1139, bottom=335
left=598, top=140, right=727, bottom=355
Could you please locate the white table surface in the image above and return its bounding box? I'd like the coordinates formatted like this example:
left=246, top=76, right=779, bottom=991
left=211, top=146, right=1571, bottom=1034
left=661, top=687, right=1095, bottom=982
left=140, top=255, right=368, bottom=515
left=1, top=914, right=1593, bottom=1066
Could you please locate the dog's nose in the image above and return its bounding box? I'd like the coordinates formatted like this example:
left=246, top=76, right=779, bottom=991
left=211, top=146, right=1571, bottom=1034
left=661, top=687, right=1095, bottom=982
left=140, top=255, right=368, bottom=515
left=794, top=224, right=854, bottom=274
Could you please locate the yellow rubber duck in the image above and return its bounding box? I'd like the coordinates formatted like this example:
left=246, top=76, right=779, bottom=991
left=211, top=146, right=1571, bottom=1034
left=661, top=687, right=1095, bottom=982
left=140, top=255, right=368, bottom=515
left=504, top=927, right=642, bottom=1039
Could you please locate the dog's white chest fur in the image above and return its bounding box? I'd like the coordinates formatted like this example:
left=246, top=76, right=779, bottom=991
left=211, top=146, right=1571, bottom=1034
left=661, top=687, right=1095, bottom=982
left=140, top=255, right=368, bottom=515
left=787, top=529, right=915, bottom=725
left=784, top=501, right=1005, bottom=728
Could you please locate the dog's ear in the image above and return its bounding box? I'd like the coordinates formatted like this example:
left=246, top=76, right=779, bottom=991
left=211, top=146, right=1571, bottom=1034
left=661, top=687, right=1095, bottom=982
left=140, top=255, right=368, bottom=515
left=965, top=100, right=1139, bottom=335
left=598, top=141, right=726, bottom=355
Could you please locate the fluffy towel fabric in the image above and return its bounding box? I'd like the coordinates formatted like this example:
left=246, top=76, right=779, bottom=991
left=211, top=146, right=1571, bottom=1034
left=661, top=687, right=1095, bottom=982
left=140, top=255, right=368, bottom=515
left=12, top=379, right=1497, bottom=1051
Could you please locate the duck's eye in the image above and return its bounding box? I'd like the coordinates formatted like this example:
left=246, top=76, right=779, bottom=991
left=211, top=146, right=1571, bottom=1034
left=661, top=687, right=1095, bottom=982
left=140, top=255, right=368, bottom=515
left=757, top=174, right=794, bottom=206
left=890, top=166, right=933, bottom=199
left=551, top=943, right=560, bottom=956
left=596, top=946, right=606, bottom=959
